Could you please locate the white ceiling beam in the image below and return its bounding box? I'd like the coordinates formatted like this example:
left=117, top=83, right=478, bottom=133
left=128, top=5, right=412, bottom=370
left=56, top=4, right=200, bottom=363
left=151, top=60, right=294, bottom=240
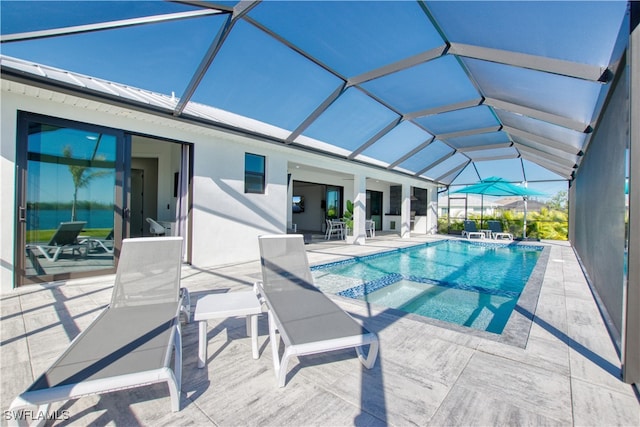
left=437, top=125, right=501, bottom=140
left=349, top=116, right=403, bottom=159
left=504, top=125, right=583, bottom=155
left=415, top=151, right=457, bottom=176
left=404, top=98, right=482, bottom=120
left=433, top=160, right=470, bottom=183
left=449, top=42, right=610, bottom=83
left=519, top=152, right=573, bottom=179
left=515, top=143, right=577, bottom=169
left=347, top=45, right=447, bottom=86
left=1, top=9, right=224, bottom=43
left=466, top=153, right=518, bottom=161
left=484, top=97, right=591, bottom=133
left=285, top=83, right=347, bottom=144
left=174, top=13, right=235, bottom=115
left=512, top=136, right=580, bottom=164
left=456, top=142, right=512, bottom=152
left=387, top=136, right=436, bottom=169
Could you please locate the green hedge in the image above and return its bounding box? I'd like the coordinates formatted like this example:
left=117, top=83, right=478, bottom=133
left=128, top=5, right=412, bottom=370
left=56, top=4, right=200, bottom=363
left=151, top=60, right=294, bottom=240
left=438, top=208, right=568, bottom=240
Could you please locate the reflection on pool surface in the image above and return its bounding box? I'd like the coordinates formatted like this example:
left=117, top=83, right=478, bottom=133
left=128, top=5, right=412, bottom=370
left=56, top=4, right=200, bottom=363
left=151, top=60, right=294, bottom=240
left=311, top=240, right=543, bottom=334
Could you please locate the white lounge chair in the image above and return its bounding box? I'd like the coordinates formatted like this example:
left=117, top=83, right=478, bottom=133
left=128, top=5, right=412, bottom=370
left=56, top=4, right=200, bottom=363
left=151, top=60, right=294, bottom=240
left=30, top=221, right=87, bottom=262
left=487, top=220, right=513, bottom=240
left=9, top=237, right=188, bottom=424
left=257, top=234, right=379, bottom=387
left=146, top=217, right=166, bottom=236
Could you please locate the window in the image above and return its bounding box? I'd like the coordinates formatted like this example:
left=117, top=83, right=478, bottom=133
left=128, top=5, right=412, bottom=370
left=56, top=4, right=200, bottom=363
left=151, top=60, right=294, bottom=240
left=245, top=153, right=265, bottom=194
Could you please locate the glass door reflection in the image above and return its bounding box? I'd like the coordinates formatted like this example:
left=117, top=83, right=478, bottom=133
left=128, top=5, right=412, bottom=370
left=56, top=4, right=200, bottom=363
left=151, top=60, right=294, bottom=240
left=20, top=118, right=119, bottom=283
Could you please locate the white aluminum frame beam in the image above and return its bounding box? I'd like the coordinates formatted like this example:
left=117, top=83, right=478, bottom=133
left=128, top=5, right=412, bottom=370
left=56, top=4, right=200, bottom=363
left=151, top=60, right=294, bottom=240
left=0, top=9, right=224, bottom=43
left=504, top=125, right=584, bottom=155
left=449, top=42, right=610, bottom=83
left=485, top=97, right=592, bottom=133
left=387, top=136, right=436, bottom=169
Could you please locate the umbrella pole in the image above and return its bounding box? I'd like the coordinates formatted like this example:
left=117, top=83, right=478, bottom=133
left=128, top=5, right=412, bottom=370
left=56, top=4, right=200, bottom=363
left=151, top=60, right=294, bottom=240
left=481, top=195, right=484, bottom=229
left=523, top=197, right=528, bottom=239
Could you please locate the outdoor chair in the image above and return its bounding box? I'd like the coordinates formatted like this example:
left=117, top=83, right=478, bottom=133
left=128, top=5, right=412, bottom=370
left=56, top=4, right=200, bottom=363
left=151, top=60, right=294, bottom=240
left=487, top=220, right=513, bottom=240
left=146, top=217, right=166, bottom=236
left=9, top=237, right=189, bottom=422
left=462, top=220, right=485, bottom=239
left=256, top=234, right=379, bottom=387
left=324, top=219, right=344, bottom=240
left=29, top=221, right=87, bottom=262
left=365, top=219, right=375, bottom=238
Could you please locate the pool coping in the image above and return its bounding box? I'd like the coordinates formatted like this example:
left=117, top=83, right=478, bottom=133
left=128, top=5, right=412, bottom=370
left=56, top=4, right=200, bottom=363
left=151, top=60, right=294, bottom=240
left=312, top=239, right=551, bottom=348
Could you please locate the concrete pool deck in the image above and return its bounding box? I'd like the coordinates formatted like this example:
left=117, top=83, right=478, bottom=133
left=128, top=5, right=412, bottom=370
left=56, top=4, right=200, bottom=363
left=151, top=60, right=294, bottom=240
left=1, top=234, right=638, bottom=426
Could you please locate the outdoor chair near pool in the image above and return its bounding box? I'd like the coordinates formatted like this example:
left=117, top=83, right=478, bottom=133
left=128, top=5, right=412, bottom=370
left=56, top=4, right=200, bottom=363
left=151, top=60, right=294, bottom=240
left=487, top=220, right=514, bottom=240
left=257, top=234, right=379, bottom=387
left=461, top=220, right=485, bottom=239
left=9, top=237, right=189, bottom=423
left=324, top=219, right=344, bottom=240
left=29, top=221, right=87, bottom=262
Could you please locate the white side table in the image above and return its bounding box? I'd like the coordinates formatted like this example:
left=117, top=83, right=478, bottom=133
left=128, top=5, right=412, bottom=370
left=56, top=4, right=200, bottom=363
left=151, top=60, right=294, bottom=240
left=194, top=291, right=262, bottom=368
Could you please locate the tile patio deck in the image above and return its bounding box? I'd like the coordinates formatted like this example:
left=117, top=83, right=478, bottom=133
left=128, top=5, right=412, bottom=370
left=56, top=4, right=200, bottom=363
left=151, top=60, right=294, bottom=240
left=1, top=234, right=638, bottom=426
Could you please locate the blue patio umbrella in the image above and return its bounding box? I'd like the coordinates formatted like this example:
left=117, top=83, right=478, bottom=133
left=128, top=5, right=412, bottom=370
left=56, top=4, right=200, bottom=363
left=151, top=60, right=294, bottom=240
left=451, top=177, right=546, bottom=238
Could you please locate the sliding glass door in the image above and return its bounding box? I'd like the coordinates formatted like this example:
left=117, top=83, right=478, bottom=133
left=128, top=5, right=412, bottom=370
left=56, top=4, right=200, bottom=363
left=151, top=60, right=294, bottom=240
left=325, top=186, right=343, bottom=220
left=16, top=113, right=126, bottom=285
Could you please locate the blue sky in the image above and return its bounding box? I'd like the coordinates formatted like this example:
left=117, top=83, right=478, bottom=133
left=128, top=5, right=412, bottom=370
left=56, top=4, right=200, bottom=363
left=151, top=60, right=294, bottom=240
left=1, top=1, right=628, bottom=194
left=27, top=127, right=116, bottom=204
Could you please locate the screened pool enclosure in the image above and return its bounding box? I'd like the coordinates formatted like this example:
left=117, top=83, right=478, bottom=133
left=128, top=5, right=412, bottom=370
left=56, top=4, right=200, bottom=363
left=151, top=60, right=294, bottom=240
left=0, top=1, right=629, bottom=187
left=1, top=1, right=637, bottom=385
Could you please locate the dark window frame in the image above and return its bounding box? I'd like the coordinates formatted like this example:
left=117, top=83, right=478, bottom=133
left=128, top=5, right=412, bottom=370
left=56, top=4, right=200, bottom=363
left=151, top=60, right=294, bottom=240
left=244, top=152, right=266, bottom=194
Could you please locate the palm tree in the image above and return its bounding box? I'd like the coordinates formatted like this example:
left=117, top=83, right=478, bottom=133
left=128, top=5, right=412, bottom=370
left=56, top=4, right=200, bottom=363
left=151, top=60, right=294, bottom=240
left=63, top=145, right=111, bottom=221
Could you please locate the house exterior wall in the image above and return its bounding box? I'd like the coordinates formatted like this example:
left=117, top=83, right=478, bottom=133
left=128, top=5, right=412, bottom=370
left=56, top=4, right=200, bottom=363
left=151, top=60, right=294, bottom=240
left=0, top=80, right=436, bottom=293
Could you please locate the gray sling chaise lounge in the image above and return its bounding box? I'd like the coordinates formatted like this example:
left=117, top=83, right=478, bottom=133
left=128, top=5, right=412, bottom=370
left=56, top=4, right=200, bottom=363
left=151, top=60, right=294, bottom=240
left=462, top=220, right=485, bottom=239
left=9, top=237, right=187, bottom=425
left=487, top=220, right=514, bottom=240
left=30, top=221, right=87, bottom=262
left=257, top=234, right=379, bottom=387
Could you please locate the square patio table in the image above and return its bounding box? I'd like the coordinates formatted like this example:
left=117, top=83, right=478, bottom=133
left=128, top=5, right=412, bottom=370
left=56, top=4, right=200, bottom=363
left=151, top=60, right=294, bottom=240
left=194, top=291, right=262, bottom=368
left=480, top=229, right=492, bottom=239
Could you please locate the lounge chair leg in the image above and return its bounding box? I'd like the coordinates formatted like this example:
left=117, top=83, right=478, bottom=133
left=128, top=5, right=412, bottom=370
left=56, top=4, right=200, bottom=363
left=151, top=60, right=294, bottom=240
left=356, top=339, right=379, bottom=369
left=268, top=311, right=281, bottom=372
left=250, top=314, right=259, bottom=359
left=164, top=325, right=182, bottom=412
left=172, top=324, right=182, bottom=411
left=165, top=368, right=181, bottom=413
left=277, top=348, right=293, bottom=387
left=197, top=320, right=207, bottom=369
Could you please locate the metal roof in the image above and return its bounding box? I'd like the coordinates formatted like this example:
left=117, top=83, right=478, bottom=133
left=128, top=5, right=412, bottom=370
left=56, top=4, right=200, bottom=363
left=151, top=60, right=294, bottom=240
left=0, top=0, right=630, bottom=186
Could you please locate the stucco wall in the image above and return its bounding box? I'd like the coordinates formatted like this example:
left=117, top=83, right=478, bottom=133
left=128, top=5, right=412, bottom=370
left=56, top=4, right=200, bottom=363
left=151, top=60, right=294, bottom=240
left=0, top=80, right=437, bottom=292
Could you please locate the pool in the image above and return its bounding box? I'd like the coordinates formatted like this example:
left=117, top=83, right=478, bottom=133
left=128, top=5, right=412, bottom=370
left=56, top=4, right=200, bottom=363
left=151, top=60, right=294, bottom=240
left=311, top=240, right=545, bottom=334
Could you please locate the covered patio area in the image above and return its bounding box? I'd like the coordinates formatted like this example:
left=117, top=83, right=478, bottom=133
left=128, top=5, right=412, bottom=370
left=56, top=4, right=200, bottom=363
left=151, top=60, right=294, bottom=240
left=2, top=235, right=637, bottom=425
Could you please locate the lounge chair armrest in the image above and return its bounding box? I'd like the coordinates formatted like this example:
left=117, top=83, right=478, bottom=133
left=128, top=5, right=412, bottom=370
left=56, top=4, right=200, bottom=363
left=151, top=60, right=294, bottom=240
left=253, top=281, right=266, bottom=306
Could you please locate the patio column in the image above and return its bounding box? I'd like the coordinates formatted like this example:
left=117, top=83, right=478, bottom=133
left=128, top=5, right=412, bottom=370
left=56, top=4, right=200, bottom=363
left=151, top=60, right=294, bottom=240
left=401, top=184, right=411, bottom=238
left=351, top=174, right=367, bottom=245
left=426, top=188, right=438, bottom=234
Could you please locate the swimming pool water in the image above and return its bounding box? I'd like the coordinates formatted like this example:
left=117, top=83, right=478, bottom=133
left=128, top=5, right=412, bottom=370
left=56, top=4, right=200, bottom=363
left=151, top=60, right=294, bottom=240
left=311, top=240, right=543, bottom=334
